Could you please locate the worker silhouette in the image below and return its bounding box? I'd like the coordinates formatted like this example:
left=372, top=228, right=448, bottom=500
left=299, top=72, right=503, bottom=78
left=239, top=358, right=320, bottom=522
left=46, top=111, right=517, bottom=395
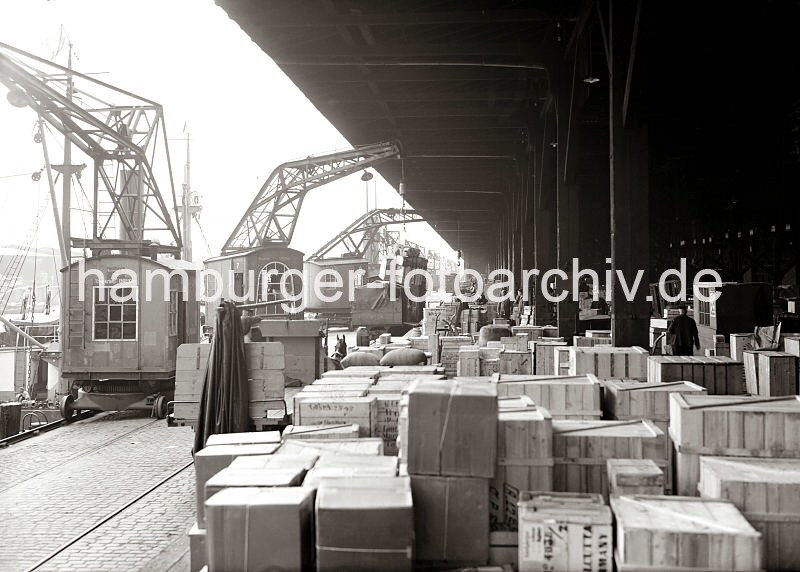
left=668, top=303, right=701, bottom=356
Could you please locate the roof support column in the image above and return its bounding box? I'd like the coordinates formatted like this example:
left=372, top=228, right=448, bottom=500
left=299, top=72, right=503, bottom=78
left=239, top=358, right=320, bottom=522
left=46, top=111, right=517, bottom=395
left=605, top=0, right=650, bottom=346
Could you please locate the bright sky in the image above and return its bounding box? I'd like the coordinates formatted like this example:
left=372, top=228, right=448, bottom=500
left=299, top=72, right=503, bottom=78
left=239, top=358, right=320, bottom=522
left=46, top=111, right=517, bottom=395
left=0, top=0, right=457, bottom=263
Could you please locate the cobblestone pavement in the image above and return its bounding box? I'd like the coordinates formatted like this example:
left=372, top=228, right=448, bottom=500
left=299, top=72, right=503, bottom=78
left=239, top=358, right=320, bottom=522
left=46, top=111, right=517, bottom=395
left=0, top=412, right=195, bottom=572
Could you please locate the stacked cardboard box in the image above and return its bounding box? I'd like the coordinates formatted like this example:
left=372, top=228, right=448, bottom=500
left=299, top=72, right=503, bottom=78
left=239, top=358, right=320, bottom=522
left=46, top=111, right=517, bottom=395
left=206, top=487, right=316, bottom=571
left=606, top=459, right=664, bottom=496
left=403, top=379, right=497, bottom=566
left=517, top=492, right=612, bottom=572
left=699, top=457, right=800, bottom=571
left=568, top=346, right=648, bottom=379
left=743, top=350, right=797, bottom=396
left=277, top=438, right=384, bottom=457
left=316, top=477, right=414, bottom=571
left=669, top=394, right=800, bottom=496
left=647, top=355, right=745, bottom=394
left=493, top=374, right=602, bottom=420
left=374, top=393, right=402, bottom=455
left=193, top=443, right=281, bottom=526
left=491, top=405, right=553, bottom=531
left=552, top=419, right=668, bottom=499
left=610, top=495, right=762, bottom=571
left=303, top=454, right=398, bottom=488
left=282, top=424, right=360, bottom=440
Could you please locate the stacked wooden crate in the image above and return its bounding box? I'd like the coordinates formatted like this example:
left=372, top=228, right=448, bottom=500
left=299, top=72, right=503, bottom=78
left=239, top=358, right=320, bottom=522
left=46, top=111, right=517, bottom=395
left=699, top=457, right=800, bottom=571
left=494, top=374, right=602, bottom=420
left=730, top=332, right=755, bottom=361
left=601, top=378, right=707, bottom=492
left=517, top=492, right=612, bottom=572
left=743, top=350, right=798, bottom=396
left=606, top=459, right=664, bottom=496
left=534, top=340, right=569, bottom=375
left=669, top=394, right=800, bottom=496
left=440, top=336, right=474, bottom=377
left=479, top=346, right=501, bottom=376
left=422, top=303, right=459, bottom=335
left=174, top=342, right=285, bottom=423
left=610, top=495, right=762, bottom=571
left=553, top=346, right=572, bottom=375
left=457, top=345, right=481, bottom=376
left=568, top=346, right=648, bottom=379
left=647, top=355, right=745, bottom=394
left=499, top=347, right=534, bottom=375
left=574, top=335, right=612, bottom=347
left=552, top=419, right=668, bottom=499
left=491, top=403, right=553, bottom=531
left=401, top=379, right=497, bottom=566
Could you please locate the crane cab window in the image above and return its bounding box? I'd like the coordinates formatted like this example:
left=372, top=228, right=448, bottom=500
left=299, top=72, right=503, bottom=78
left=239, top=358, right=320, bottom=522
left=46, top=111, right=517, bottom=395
left=94, top=286, right=137, bottom=340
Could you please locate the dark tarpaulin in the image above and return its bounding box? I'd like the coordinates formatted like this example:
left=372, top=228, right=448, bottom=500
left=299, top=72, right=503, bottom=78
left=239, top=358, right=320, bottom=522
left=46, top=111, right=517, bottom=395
left=193, top=300, right=249, bottom=453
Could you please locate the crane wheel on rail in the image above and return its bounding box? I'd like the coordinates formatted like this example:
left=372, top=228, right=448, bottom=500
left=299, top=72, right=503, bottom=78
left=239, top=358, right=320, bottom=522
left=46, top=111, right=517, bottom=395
left=59, top=394, right=80, bottom=422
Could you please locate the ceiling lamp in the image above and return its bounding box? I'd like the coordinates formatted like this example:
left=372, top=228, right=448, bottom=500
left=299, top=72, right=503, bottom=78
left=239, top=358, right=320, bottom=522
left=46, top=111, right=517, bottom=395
left=583, top=76, right=600, bottom=84
left=360, top=170, right=373, bottom=182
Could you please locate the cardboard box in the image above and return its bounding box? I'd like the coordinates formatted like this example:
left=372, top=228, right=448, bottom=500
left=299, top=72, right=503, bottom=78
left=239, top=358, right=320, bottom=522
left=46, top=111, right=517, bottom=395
left=282, top=424, right=360, bottom=440
left=303, top=455, right=398, bottom=488
left=188, top=522, right=206, bottom=572
left=206, top=487, right=315, bottom=572
left=205, top=431, right=281, bottom=447
left=316, top=478, right=414, bottom=571
left=276, top=438, right=384, bottom=457
left=407, top=379, right=497, bottom=478
left=194, top=443, right=280, bottom=526
left=518, top=491, right=612, bottom=572
left=205, top=467, right=307, bottom=509
left=411, top=475, right=490, bottom=565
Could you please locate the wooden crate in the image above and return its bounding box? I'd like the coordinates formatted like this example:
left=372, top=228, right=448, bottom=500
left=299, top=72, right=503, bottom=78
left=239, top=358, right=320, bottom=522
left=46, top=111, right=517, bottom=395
left=586, top=329, right=612, bottom=338
left=602, top=378, right=707, bottom=427
left=518, top=491, right=612, bottom=572
left=647, top=355, right=745, bottom=394
left=610, top=495, right=762, bottom=571
left=699, top=456, right=800, bottom=571
left=607, top=459, right=664, bottom=496
left=374, top=394, right=402, bottom=456
left=730, top=333, right=755, bottom=361
left=493, top=374, right=602, bottom=420
left=497, top=395, right=536, bottom=410
left=574, top=335, right=612, bottom=347
left=457, top=346, right=481, bottom=377
left=568, top=346, right=649, bottom=380
left=293, top=396, right=377, bottom=437
left=552, top=419, right=668, bottom=499
left=743, top=350, right=797, bottom=396
left=491, top=406, right=553, bottom=531
left=480, top=358, right=500, bottom=376
left=785, top=337, right=800, bottom=358
left=500, top=350, right=533, bottom=375
left=669, top=394, right=800, bottom=496
left=552, top=346, right=572, bottom=376
left=534, top=341, right=568, bottom=375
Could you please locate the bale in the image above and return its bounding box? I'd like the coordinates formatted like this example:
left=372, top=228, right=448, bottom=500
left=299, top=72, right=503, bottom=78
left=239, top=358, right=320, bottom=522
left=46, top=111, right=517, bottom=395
left=380, top=348, right=427, bottom=366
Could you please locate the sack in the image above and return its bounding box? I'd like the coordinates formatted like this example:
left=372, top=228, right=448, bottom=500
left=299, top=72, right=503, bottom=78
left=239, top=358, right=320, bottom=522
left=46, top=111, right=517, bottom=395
left=341, top=352, right=381, bottom=368
left=380, top=348, right=427, bottom=366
